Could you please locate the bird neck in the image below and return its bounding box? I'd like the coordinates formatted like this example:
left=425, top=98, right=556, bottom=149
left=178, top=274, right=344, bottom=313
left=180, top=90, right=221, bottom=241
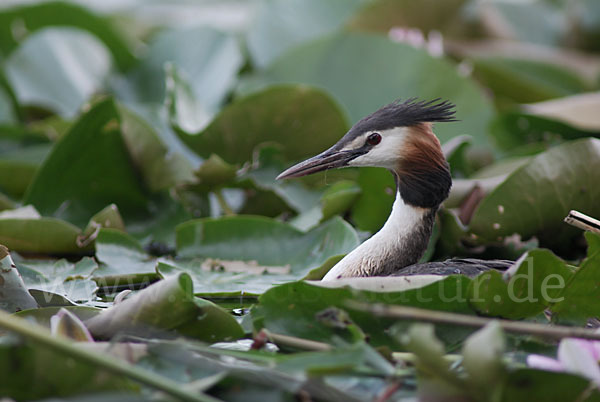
left=396, top=123, right=452, bottom=208
left=321, top=124, right=452, bottom=280
left=322, top=189, right=437, bottom=280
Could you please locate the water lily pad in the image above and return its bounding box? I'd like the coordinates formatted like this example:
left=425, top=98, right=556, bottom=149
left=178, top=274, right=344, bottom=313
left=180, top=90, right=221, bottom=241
left=5, top=28, right=113, bottom=118
left=241, top=32, right=495, bottom=146
left=472, top=57, right=590, bottom=104
left=23, top=99, right=150, bottom=227
left=468, top=250, right=573, bottom=319
left=176, top=85, right=348, bottom=165
left=93, top=228, right=159, bottom=284
left=469, top=138, right=600, bottom=249
left=0, top=1, right=136, bottom=69
left=119, top=26, right=242, bottom=111
left=85, top=273, right=243, bottom=342
left=0, top=216, right=86, bottom=254
left=176, top=216, right=359, bottom=275
left=252, top=277, right=474, bottom=347
left=246, top=0, right=363, bottom=67
left=350, top=167, right=395, bottom=232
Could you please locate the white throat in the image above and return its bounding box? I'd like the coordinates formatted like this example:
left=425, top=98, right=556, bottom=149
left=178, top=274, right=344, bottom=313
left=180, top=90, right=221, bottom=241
left=322, top=192, right=431, bottom=280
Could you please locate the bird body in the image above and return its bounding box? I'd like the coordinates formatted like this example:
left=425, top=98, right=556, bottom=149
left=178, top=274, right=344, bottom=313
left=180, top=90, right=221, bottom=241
left=277, top=99, right=510, bottom=280
left=322, top=191, right=434, bottom=279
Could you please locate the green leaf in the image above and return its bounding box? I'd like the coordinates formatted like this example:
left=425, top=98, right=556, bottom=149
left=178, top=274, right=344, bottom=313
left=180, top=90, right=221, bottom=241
left=176, top=85, right=348, bottom=165
left=193, top=154, right=238, bottom=192
left=246, top=0, right=364, bottom=67
left=551, top=232, right=600, bottom=323
left=50, top=308, right=94, bottom=341
left=117, top=103, right=194, bottom=191
left=275, top=341, right=394, bottom=376
left=0, top=1, right=136, bottom=70
left=475, top=1, right=565, bottom=47
left=349, top=0, right=468, bottom=34
left=290, top=180, right=361, bottom=231
left=472, top=57, right=590, bottom=104
left=351, top=167, right=395, bottom=232
left=82, top=204, right=126, bottom=238
left=0, top=216, right=87, bottom=254
left=252, top=277, right=473, bottom=347
left=4, top=28, right=113, bottom=118
left=15, top=305, right=100, bottom=328
left=524, top=92, right=600, bottom=132
left=93, top=228, right=159, bottom=283
left=401, top=323, right=467, bottom=400
left=241, top=32, right=495, bottom=146
left=443, top=134, right=474, bottom=177
left=85, top=273, right=244, bottom=342
left=175, top=297, right=246, bottom=343
left=320, top=180, right=361, bottom=221
left=490, top=111, right=599, bottom=153
left=176, top=216, right=359, bottom=275
left=0, top=245, right=38, bottom=312
left=23, top=98, right=150, bottom=227
left=469, top=138, right=600, bottom=250
left=0, top=342, right=136, bottom=400
left=157, top=259, right=299, bottom=298
left=503, top=369, right=600, bottom=402
left=0, top=86, right=17, bottom=124
left=119, top=26, right=242, bottom=110
left=468, top=249, right=573, bottom=319
left=17, top=257, right=98, bottom=303
left=401, top=323, right=462, bottom=385
left=0, top=142, right=51, bottom=198
left=165, top=63, right=213, bottom=134
left=461, top=322, right=505, bottom=397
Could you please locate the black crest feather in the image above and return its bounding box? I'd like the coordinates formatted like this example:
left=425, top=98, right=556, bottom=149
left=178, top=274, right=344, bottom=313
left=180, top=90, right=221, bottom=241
left=346, top=98, right=457, bottom=139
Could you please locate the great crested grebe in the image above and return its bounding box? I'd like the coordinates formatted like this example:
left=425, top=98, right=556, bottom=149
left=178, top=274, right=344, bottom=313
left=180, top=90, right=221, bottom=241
left=277, top=99, right=512, bottom=280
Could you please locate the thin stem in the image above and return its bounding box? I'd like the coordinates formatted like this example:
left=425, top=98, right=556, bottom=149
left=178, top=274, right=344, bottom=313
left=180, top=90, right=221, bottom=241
left=346, top=301, right=600, bottom=341
left=0, top=310, right=219, bottom=402
left=392, top=352, right=462, bottom=363
left=261, top=329, right=332, bottom=351
left=214, top=189, right=234, bottom=216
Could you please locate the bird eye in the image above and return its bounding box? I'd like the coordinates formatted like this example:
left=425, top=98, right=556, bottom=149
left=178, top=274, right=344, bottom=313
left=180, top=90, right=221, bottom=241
left=367, top=132, right=381, bottom=146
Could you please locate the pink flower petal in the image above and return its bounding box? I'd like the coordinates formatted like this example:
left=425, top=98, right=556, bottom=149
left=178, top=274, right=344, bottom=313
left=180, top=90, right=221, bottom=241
left=558, top=338, right=600, bottom=386
left=527, top=354, right=564, bottom=372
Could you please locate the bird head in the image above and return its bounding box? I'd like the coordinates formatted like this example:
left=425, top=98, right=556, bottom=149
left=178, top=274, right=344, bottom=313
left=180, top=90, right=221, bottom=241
left=277, top=98, right=456, bottom=209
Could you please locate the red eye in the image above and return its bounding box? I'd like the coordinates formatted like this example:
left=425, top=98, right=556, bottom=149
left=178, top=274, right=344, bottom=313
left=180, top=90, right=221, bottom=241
left=367, top=132, right=381, bottom=145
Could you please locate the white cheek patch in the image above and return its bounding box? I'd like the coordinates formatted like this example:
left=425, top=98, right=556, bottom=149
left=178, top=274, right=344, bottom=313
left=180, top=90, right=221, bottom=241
left=348, top=127, right=408, bottom=169
left=341, top=135, right=368, bottom=152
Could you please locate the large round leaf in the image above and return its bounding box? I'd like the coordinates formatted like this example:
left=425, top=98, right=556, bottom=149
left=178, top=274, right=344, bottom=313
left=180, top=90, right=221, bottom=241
left=176, top=215, right=359, bottom=274
left=0, top=86, right=17, bottom=124
left=23, top=99, right=149, bottom=227
left=472, top=57, right=590, bottom=104
left=469, top=138, right=600, bottom=249
left=350, top=167, right=395, bottom=232
left=241, top=32, right=495, bottom=146
left=4, top=28, right=112, bottom=118
left=348, top=0, right=468, bottom=34
left=0, top=1, right=136, bottom=70
left=119, top=26, right=242, bottom=111
left=246, top=0, right=363, bottom=67
left=177, top=85, right=349, bottom=164
left=0, top=217, right=85, bottom=254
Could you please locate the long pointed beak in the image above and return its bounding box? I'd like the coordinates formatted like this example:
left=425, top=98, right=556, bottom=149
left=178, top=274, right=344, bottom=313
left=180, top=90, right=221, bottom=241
left=276, top=147, right=356, bottom=180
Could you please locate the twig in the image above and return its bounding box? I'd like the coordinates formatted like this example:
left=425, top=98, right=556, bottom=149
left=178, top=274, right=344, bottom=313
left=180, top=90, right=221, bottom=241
left=260, top=329, right=332, bottom=351
left=392, top=352, right=462, bottom=363
left=375, top=381, right=402, bottom=402
left=214, top=189, right=234, bottom=216
left=564, top=210, right=600, bottom=234
left=345, top=301, right=600, bottom=341
left=0, top=310, right=219, bottom=402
